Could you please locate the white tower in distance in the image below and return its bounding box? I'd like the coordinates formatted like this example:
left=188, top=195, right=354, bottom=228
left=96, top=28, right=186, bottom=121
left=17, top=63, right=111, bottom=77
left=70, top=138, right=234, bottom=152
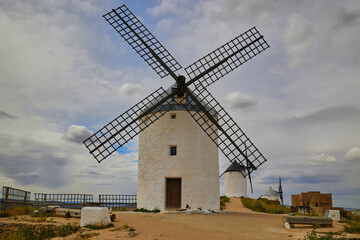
left=261, top=187, right=279, bottom=201
left=137, top=84, right=219, bottom=211
left=224, top=161, right=247, bottom=198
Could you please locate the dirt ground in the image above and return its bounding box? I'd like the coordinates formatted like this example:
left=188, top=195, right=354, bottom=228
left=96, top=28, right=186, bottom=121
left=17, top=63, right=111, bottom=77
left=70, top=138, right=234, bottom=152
left=1, top=198, right=359, bottom=240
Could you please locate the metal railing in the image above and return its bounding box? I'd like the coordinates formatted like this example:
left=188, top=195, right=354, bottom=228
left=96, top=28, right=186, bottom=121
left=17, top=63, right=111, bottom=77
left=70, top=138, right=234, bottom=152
left=1, top=186, right=137, bottom=211
left=98, top=194, right=137, bottom=211
left=34, top=193, right=94, bottom=209
left=1, top=186, right=31, bottom=211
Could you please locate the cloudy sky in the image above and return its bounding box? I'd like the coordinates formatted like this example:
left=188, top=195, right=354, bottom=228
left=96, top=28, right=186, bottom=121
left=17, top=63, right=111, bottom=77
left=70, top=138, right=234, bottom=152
left=0, top=0, right=359, bottom=208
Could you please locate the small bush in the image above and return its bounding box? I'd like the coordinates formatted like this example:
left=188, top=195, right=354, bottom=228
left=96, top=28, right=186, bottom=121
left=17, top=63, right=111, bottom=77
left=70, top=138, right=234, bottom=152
left=133, top=208, right=160, bottom=213
left=220, top=196, right=230, bottom=210
left=343, top=221, right=360, bottom=234
left=77, top=232, right=100, bottom=239
left=0, top=223, right=81, bottom=240
left=292, top=212, right=319, bottom=217
left=57, top=223, right=82, bottom=237
left=304, top=230, right=346, bottom=240
left=0, top=206, right=36, bottom=217
left=32, top=210, right=48, bottom=222
left=84, top=223, right=114, bottom=230
left=0, top=212, right=10, bottom=218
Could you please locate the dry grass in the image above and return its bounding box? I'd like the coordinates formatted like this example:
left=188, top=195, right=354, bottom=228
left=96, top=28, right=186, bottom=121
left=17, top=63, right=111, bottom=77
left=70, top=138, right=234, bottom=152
left=0, top=206, right=36, bottom=217
left=241, top=197, right=291, bottom=214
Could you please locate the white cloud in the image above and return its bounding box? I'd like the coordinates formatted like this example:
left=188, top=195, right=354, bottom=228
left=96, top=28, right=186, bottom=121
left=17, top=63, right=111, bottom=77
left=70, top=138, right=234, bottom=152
left=283, top=14, right=313, bottom=68
left=147, top=0, right=191, bottom=17
left=14, top=172, right=40, bottom=178
left=224, top=91, right=257, bottom=111
left=119, top=83, right=143, bottom=95
left=157, top=19, right=174, bottom=31
left=345, top=147, right=360, bottom=161
left=63, top=125, right=93, bottom=143
left=308, top=153, right=337, bottom=165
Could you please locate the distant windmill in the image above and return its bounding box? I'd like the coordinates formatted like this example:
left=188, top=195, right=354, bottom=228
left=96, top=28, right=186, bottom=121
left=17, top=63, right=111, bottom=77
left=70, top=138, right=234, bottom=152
left=83, top=5, right=269, bottom=210
left=220, top=142, right=253, bottom=198
left=259, top=177, right=284, bottom=205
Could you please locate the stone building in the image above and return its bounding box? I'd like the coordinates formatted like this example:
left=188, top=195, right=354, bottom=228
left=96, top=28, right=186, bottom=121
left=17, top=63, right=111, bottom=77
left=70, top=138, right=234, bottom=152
left=137, top=84, right=220, bottom=211
left=291, top=191, right=332, bottom=215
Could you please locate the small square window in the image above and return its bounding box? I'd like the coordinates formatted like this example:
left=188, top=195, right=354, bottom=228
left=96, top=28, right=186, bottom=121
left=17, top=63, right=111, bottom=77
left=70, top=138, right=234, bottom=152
left=170, top=146, right=177, bottom=156
left=170, top=113, right=176, bottom=119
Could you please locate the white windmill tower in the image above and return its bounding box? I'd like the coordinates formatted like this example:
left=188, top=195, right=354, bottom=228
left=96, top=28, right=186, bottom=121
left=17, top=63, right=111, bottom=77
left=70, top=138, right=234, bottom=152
left=137, top=84, right=219, bottom=211
left=221, top=161, right=247, bottom=198
left=83, top=5, right=269, bottom=211
left=259, top=178, right=284, bottom=205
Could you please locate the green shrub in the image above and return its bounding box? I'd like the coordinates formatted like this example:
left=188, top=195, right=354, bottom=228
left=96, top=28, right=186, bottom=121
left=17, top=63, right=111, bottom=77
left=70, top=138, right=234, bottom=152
left=84, top=223, right=114, bottom=230
left=133, top=208, right=160, bottom=213
left=241, top=197, right=291, bottom=214
left=57, top=223, right=81, bottom=237
left=220, top=196, right=230, bottom=210
left=343, top=220, right=360, bottom=234
left=304, top=230, right=346, bottom=240
left=340, top=209, right=348, bottom=218
left=292, top=212, right=319, bottom=217
left=0, top=212, right=10, bottom=218
left=0, top=223, right=80, bottom=240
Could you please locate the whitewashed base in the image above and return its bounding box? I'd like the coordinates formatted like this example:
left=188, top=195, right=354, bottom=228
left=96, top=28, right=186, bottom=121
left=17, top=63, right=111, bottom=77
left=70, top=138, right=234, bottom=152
left=80, top=207, right=111, bottom=227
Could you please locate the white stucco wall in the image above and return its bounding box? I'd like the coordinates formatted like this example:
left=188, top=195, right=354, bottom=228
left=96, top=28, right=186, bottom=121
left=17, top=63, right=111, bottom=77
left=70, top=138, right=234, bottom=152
left=224, top=172, right=247, bottom=198
left=138, top=110, right=219, bottom=211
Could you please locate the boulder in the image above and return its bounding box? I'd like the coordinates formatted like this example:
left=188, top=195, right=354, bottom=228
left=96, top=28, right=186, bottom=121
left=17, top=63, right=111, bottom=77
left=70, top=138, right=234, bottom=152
left=80, top=207, right=111, bottom=227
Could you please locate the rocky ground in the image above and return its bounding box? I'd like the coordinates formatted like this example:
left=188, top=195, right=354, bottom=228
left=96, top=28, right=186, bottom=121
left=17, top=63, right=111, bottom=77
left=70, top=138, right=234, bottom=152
left=1, top=198, right=359, bottom=240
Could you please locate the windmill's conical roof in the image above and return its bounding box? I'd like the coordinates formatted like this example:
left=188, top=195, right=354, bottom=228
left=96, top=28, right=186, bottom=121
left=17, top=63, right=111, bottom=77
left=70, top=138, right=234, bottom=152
left=263, top=187, right=279, bottom=197
left=224, top=161, right=246, bottom=173
left=142, top=83, right=218, bottom=116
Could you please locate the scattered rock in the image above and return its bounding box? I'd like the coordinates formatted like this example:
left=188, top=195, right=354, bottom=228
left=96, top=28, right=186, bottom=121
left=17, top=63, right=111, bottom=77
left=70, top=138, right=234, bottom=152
left=128, top=231, right=138, bottom=238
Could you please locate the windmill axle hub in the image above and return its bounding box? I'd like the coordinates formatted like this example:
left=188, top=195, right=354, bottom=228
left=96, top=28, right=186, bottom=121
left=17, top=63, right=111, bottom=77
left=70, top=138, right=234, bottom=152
left=176, top=75, right=186, bottom=97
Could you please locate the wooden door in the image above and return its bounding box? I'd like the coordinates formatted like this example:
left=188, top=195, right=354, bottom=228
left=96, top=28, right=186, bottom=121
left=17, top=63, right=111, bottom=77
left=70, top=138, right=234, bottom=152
left=166, top=178, right=181, bottom=208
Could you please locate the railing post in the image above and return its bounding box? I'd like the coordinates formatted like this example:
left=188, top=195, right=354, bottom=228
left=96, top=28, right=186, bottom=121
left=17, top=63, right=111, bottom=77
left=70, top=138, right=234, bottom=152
left=24, top=192, right=28, bottom=206
left=4, top=187, right=9, bottom=211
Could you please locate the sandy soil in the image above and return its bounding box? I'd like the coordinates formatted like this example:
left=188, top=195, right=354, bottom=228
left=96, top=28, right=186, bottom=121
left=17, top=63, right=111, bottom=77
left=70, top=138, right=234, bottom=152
left=1, top=198, right=359, bottom=240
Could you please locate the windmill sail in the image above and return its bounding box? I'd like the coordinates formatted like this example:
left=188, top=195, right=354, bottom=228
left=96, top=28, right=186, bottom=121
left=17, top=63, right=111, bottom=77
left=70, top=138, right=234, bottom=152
left=103, top=5, right=182, bottom=79
left=278, top=177, right=284, bottom=205
left=185, top=27, right=269, bottom=89
left=183, top=87, right=267, bottom=176
left=83, top=87, right=172, bottom=162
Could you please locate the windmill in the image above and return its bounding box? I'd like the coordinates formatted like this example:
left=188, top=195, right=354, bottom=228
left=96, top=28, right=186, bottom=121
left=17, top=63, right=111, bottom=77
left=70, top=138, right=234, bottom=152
left=220, top=142, right=253, bottom=198
left=259, top=177, right=284, bottom=205
left=83, top=5, right=270, bottom=210
left=220, top=161, right=247, bottom=198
